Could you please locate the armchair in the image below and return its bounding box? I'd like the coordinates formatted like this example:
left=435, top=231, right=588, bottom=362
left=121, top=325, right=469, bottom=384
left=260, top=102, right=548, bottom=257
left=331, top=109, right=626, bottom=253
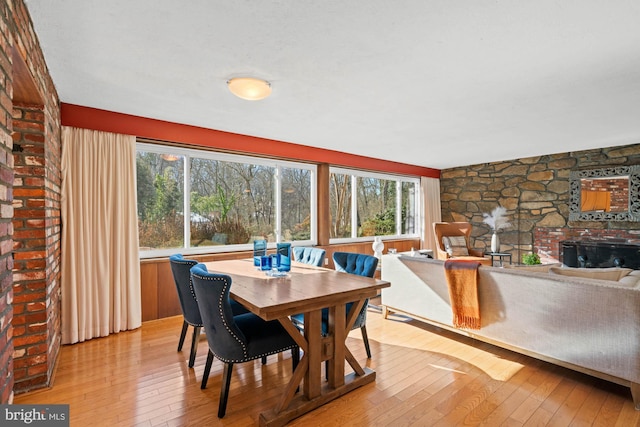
left=433, top=222, right=491, bottom=265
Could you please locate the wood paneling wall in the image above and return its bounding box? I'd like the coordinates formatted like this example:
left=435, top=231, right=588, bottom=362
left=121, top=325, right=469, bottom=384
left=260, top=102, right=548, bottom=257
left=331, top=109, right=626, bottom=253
left=140, top=239, right=419, bottom=321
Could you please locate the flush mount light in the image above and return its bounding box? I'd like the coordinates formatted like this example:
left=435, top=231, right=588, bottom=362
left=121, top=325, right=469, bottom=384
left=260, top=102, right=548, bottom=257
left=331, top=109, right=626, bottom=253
left=161, top=153, right=180, bottom=162
left=227, top=77, right=272, bottom=100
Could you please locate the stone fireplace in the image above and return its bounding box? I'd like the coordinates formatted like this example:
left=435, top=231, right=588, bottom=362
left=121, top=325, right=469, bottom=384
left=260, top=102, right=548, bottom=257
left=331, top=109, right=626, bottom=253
left=439, top=144, right=640, bottom=266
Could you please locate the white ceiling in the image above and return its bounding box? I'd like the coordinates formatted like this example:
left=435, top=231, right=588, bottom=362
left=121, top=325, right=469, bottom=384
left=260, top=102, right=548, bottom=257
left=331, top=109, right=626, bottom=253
left=24, top=0, right=640, bottom=170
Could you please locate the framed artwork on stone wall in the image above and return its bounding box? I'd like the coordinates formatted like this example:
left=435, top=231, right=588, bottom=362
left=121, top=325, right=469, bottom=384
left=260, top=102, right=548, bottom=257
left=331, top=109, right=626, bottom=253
left=569, top=165, right=640, bottom=222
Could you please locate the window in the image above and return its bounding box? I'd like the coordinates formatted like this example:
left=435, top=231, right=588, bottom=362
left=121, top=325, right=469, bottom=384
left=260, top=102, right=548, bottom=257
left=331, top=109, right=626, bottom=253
left=136, top=151, right=185, bottom=250
left=137, top=142, right=316, bottom=257
left=330, top=168, right=420, bottom=241
left=329, top=172, right=351, bottom=238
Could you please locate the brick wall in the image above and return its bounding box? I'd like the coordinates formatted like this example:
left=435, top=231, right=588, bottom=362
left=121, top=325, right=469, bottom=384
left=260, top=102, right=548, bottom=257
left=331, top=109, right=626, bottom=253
left=440, top=144, right=640, bottom=265
left=0, top=0, right=61, bottom=401
left=12, top=104, right=61, bottom=393
left=0, top=3, right=15, bottom=404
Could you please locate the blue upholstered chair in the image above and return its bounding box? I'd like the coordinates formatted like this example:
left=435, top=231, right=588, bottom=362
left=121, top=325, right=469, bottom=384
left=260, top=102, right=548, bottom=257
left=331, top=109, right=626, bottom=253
left=169, top=254, right=202, bottom=368
left=169, top=254, right=249, bottom=368
left=190, top=263, right=299, bottom=418
left=331, top=252, right=378, bottom=358
left=292, top=246, right=326, bottom=267
left=290, top=252, right=378, bottom=359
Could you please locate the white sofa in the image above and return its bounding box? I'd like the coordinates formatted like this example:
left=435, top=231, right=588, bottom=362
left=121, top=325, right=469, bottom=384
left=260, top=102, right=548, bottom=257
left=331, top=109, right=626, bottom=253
left=380, top=253, right=640, bottom=408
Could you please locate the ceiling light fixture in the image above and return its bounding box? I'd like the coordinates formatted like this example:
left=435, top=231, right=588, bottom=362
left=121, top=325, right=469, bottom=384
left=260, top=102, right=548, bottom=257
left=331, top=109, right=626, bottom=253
left=161, top=153, right=180, bottom=162
left=227, top=77, right=272, bottom=101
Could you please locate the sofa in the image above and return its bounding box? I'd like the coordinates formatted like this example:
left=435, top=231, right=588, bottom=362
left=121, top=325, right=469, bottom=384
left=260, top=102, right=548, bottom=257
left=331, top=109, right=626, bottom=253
left=380, top=253, right=640, bottom=408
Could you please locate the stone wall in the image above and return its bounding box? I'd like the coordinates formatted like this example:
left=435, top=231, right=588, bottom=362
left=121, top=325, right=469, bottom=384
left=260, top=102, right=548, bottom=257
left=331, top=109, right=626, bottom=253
left=440, top=143, right=640, bottom=265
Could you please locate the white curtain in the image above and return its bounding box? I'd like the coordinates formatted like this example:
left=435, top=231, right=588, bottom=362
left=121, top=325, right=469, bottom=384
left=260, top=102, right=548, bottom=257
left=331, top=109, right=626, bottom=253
left=61, top=127, right=141, bottom=344
left=421, top=176, right=442, bottom=252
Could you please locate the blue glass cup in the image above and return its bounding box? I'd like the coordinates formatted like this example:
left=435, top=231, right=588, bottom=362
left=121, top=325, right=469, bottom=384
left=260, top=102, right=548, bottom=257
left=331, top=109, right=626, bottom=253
left=276, top=243, right=291, bottom=272
left=277, top=253, right=291, bottom=272
left=253, top=239, right=267, bottom=267
left=260, top=255, right=272, bottom=271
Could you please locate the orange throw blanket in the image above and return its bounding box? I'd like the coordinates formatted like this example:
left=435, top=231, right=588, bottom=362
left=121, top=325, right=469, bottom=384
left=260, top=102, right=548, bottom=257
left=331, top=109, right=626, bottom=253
left=444, top=259, right=482, bottom=330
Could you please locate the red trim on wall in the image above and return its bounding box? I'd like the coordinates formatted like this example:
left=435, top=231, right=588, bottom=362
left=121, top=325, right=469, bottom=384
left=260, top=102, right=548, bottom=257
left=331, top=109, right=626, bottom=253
left=61, top=103, right=440, bottom=178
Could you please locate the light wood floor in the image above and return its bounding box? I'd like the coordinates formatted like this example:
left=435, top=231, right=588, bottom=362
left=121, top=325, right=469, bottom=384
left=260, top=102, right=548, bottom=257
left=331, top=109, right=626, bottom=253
left=14, top=303, right=640, bottom=426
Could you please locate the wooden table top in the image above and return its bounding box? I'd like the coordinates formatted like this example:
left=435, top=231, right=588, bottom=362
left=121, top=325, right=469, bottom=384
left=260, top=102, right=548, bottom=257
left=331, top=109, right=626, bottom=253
left=203, top=259, right=390, bottom=321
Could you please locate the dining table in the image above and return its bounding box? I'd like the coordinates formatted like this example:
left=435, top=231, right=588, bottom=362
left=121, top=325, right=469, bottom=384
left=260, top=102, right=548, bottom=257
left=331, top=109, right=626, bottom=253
left=203, top=258, right=391, bottom=427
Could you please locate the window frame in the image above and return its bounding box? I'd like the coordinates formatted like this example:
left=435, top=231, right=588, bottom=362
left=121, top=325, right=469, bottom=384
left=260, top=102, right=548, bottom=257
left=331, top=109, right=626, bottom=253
left=329, top=167, right=421, bottom=244
left=137, top=142, right=317, bottom=258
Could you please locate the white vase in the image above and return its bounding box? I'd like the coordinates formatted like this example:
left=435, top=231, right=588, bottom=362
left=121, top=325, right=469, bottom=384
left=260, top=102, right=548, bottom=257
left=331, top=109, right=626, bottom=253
left=491, top=232, right=500, bottom=253
left=372, top=236, right=384, bottom=259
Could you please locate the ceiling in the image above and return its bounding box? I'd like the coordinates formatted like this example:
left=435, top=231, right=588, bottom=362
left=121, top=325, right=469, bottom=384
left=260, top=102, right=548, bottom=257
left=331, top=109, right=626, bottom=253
left=24, top=0, right=640, bottom=170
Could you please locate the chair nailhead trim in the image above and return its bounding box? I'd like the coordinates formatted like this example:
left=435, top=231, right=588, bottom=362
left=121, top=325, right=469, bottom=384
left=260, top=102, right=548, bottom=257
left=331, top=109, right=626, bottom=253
left=173, top=259, right=199, bottom=301
left=194, top=273, right=248, bottom=358
left=194, top=269, right=298, bottom=364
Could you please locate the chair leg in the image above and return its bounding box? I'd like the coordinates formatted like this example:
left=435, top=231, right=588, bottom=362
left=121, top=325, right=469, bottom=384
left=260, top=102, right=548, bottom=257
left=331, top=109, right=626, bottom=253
left=361, top=325, right=372, bottom=358
left=188, top=326, right=201, bottom=368
left=261, top=356, right=267, bottom=365
left=178, top=320, right=188, bottom=351
left=218, top=362, right=234, bottom=418
left=201, top=350, right=214, bottom=389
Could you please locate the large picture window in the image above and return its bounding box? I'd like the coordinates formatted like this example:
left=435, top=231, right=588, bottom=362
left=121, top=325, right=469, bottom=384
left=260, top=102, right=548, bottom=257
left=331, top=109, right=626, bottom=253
left=137, top=142, right=316, bottom=257
left=329, top=168, right=420, bottom=241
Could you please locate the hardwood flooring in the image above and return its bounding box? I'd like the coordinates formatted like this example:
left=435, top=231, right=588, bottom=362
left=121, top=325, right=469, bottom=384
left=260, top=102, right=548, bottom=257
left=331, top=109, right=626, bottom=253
left=14, top=303, right=640, bottom=426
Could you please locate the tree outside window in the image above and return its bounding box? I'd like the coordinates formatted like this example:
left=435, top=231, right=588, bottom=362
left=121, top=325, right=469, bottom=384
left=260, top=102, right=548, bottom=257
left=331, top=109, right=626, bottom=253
left=329, top=168, right=419, bottom=240
left=137, top=151, right=184, bottom=250
left=136, top=143, right=316, bottom=257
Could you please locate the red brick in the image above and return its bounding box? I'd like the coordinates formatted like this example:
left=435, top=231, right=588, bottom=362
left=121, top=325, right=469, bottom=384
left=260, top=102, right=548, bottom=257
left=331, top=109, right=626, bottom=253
left=13, top=229, right=45, bottom=239
left=26, top=322, right=46, bottom=334
left=12, top=291, right=45, bottom=304
left=25, top=282, right=46, bottom=292
left=13, top=271, right=45, bottom=283
left=13, top=368, right=26, bottom=381
left=24, top=312, right=47, bottom=325
left=13, top=188, right=44, bottom=197
left=25, top=260, right=46, bottom=270
left=12, top=325, right=24, bottom=337
left=12, top=121, right=44, bottom=133
left=27, top=363, right=47, bottom=377
left=13, top=332, right=46, bottom=347
left=13, top=250, right=46, bottom=260
left=26, top=301, right=45, bottom=312
left=23, top=111, right=44, bottom=122
left=26, top=343, right=47, bottom=356
left=24, top=239, right=46, bottom=248
left=19, top=145, right=44, bottom=155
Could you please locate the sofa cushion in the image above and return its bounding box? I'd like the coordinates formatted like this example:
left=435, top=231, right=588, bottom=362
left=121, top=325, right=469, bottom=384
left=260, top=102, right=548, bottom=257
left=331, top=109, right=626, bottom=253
left=548, top=266, right=632, bottom=282
left=504, top=263, right=561, bottom=273
left=617, top=270, right=640, bottom=287
left=443, top=236, right=469, bottom=257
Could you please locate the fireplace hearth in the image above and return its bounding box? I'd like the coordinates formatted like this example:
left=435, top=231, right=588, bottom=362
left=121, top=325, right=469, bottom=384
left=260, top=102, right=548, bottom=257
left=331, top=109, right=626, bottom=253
left=561, top=240, right=640, bottom=269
